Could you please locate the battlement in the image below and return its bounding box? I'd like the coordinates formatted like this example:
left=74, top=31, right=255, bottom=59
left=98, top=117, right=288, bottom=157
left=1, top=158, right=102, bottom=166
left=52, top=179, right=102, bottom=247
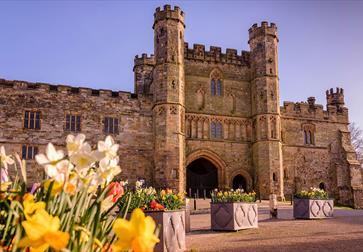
left=326, top=87, right=344, bottom=107
left=134, top=53, right=155, bottom=67
left=281, top=94, right=348, bottom=123
left=154, top=5, right=185, bottom=28
left=0, top=78, right=147, bottom=100
left=248, top=21, right=278, bottom=41
left=184, top=42, right=250, bottom=66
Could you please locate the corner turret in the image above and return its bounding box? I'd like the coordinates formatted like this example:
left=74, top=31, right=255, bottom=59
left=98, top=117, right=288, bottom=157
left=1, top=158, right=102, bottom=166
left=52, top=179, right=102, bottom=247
left=326, top=87, right=345, bottom=108
left=133, top=54, right=155, bottom=95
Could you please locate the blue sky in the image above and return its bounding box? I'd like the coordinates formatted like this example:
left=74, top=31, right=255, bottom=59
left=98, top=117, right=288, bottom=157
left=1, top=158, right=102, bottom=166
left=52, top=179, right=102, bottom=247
left=1, top=0, right=362, bottom=127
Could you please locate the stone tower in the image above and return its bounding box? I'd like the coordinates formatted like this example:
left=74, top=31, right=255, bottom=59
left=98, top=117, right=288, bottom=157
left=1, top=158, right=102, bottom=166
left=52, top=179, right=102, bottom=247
left=152, top=5, right=185, bottom=192
left=249, top=22, right=284, bottom=199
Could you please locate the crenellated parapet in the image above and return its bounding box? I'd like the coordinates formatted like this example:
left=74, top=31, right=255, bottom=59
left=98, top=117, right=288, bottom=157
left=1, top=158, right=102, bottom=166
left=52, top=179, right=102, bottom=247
left=184, top=42, right=250, bottom=66
left=248, top=21, right=278, bottom=42
left=153, top=5, right=184, bottom=28
left=0, top=78, right=149, bottom=100
left=281, top=94, right=348, bottom=123
left=134, top=53, right=155, bottom=68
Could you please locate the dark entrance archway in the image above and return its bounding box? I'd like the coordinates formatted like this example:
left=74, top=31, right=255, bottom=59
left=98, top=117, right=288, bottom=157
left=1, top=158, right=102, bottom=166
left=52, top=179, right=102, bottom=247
left=186, top=158, right=218, bottom=198
left=232, top=174, right=247, bottom=191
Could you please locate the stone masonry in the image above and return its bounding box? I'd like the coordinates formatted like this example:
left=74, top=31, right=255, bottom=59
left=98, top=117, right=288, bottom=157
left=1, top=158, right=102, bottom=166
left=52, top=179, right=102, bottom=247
left=1, top=5, right=362, bottom=208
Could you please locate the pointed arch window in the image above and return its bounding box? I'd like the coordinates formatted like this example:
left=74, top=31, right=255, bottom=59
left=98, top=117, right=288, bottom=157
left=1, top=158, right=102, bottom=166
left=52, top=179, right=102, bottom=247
left=210, top=69, right=223, bottom=96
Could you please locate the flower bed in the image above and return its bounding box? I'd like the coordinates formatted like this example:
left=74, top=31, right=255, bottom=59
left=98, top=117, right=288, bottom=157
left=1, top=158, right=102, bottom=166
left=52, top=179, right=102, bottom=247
left=119, top=185, right=186, bottom=252
left=294, top=188, right=334, bottom=219
left=0, top=134, right=159, bottom=252
left=210, top=189, right=258, bottom=231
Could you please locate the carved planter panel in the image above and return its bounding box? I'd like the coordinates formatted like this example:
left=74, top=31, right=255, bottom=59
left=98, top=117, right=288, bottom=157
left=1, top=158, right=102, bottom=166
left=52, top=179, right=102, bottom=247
left=293, top=199, right=334, bottom=219
left=145, top=210, right=186, bottom=252
left=210, top=202, right=258, bottom=231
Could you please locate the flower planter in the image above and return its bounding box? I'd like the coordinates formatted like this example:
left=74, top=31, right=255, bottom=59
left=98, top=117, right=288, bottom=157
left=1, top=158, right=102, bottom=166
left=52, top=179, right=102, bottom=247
left=145, top=210, right=185, bottom=252
left=210, top=202, right=258, bottom=231
left=293, top=198, right=334, bottom=219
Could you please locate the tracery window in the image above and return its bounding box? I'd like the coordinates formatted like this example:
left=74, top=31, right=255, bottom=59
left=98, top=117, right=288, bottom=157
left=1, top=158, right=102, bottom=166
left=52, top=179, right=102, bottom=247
left=211, top=121, right=223, bottom=139
left=210, top=69, right=223, bottom=96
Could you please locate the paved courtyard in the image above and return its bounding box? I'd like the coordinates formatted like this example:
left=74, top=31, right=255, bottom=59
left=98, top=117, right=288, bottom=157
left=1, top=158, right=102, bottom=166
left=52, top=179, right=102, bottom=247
left=186, top=201, right=363, bottom=252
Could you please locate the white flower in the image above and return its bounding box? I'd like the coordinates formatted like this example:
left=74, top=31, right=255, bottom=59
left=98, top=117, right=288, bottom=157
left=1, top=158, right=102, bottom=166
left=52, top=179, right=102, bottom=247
left=120, top=180, right=128, bottom=187
left=0, top=146, right=14, bottom=170
left=1, top=165, right=9, bottom=183
left=66, top=134, right=86, bottom=156
left=70, top=143, right=97, bottom=174
left=97, top=136, right=119, bottom=159
left=98, top=157, right=121, bottom=185
left=135, top=180, right=144, bottom=189
left=35, top=143, right=67, bottom=182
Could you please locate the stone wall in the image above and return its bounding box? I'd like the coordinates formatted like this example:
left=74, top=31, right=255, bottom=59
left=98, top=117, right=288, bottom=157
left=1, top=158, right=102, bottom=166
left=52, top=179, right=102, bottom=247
left=280, top=103, right=359, bottom=205
left=0, top=79, right=154, bottom=184
left=184, top=59, right=251, bottom=118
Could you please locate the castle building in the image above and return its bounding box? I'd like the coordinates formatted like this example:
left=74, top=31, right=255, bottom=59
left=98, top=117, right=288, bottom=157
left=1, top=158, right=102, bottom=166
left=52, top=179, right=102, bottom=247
left=1, top=5, right=362, bottom=207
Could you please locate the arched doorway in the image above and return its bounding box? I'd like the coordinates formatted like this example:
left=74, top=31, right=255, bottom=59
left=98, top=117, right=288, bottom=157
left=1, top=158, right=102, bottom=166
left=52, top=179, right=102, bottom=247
left=186, top=158, right=218, bottom=198
left=232, top=175, right=247, bottom=191
left=319, top=182, right=326, bottom=190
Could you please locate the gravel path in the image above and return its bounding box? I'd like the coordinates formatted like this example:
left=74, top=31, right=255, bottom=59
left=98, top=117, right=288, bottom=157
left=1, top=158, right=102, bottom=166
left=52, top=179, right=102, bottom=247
left=186, top=203, right=363, bottom=252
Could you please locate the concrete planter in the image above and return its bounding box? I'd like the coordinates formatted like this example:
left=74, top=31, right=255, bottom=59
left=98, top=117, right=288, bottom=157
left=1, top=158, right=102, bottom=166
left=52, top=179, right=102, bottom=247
left=145, top=210, right=186, bottom=252
left=210, top=202, right=258, bottom=231
left=293, top=198, right=334, bottom=219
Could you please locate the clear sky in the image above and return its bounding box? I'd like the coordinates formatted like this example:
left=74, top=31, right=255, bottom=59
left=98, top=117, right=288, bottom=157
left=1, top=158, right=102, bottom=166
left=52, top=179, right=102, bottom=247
left=1, top=0, right=362, bottom=127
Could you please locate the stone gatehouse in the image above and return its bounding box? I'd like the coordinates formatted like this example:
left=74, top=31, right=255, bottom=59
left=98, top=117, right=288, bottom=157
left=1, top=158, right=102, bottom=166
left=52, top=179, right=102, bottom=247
left=1, top=5, right=362, bottom=208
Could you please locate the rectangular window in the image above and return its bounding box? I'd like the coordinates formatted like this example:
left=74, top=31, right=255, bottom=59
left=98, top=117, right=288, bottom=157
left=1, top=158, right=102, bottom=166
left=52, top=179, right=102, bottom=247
left=22, top=145, right=38, bottom=160
left=104, top=117, right=119, bottom=134
left=24, top=111, right=41, bottom=129
left=65, top=114, right=81, bottom=132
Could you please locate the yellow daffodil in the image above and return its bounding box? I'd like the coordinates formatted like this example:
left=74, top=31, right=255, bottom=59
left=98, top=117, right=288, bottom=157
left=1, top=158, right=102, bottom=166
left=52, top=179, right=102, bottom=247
left=1, top=182, right=11, bottom=191
left=43, top=179, right=63, bottom=196
left=112, top=208, right=159, bottom=252
left=23, top=194, right=45, bottom=218
left=18, top=209, right=69, bottom=252
left=160, top=190, right=166, bottom=196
